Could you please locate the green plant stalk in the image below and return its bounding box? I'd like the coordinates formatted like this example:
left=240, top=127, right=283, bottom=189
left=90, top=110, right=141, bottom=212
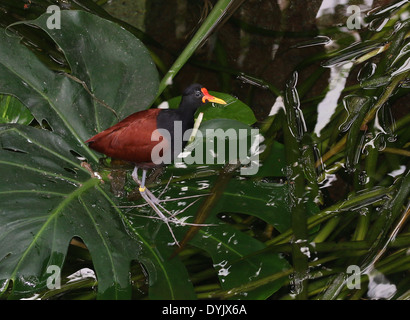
left=363, top=72, right=409, bottom=125
left=377, top=20, right=410, bottom=77
left=375, top=248, right=409, bottom=272
left=156, top=0, right=234, bottom=98
left=195, top=284, right=222, bottom=296
left=282, top=246, right=410, bottom=299
left=316, top=70, right=409, bottom=168
left=301, top=135, right=320, bottom=204
left=207, top=268, right=294, bottom=299
left=317, top=159, right=345, bottom=184
left=283, top=72, right=309, bottom=300
left=352, top=211, right=370, bottom=241
left=1, top=95, right=11, bottom=119
left=206, top=239, right=410, bottom=300
left=297, top=67, right=327, bottom=100
left=354, top=42, right=390, bottom=65
left=342, top=252, right=410, bottom=300
left=207, top=255, right=337, bottom=299
left=258, top=111, right=283, bottom=166
left=345, top=99, right=372, bottom=171
left=361, top=187, right=410, bottom=276
left=267, top=185, right=394, bottom=246
left=170, top=161, right=241, bottom=257
left=365, top=169, right=410, bottom=246
left=369, top=1, right=410, bottom=40
left=320, top=171, right=410, bottom=300
left=382, top=147, right=410, bottom=157
left=313, top=216, right=341, bottom=243
left=308, top=188, right=391, bottom=230
left=280, top=268, right=344, bottom=300
left=257, top=235, right=410, bottom=257
left=394, top=112, right=410, bottom=130
left=365, top=143, right=379, bottom=188
left=315, top=250, right=410, bottom=300
left=351, top=145, right=379, bottom=242
left=317, top=102, right=409, bottom=184
left=39, top=277, right=98, bottom=300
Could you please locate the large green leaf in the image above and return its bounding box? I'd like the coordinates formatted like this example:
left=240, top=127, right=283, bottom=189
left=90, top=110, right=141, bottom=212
left=0, top=95, right=33, bottom=125
left=0, top=124, right=194, bottom=299
left=0, top=11, right=199, bottom=299
left=0, top=124, right=132, bottom=298
left=0, top=10, right=293, bottom=300
left=193, top=180, right=291, bottom=299
left=130, top=174, right=292, bottom=299
left=0, top=10, right=158, bottom=160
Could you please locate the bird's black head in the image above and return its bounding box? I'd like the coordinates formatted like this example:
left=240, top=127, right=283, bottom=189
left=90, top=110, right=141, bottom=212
left=179, top=84, right=226, bottom=111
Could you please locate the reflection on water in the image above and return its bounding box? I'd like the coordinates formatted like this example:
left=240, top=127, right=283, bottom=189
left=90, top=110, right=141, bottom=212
left=315, top=62, right=353, bottom=136
left=367, top=269, right=397, bottom=299
left=67, top=268, right=96, bottom=284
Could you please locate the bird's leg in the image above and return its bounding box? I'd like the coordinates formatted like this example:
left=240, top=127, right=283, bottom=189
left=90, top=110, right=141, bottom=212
left=131, top=167, right=160, bottom=204
left=156, top=173, right=173, bottom=200
left=132, top=167, right=208, bottom=205
left=128, top=167, right=213, bottom=245
left=131, top=166, right=140, bottom=183
left=166, top=198, right=218, bottom=227
left=138, top=187, right=180, bottom=246
left=133, top=167, right=179, bottom=246
left=153, top=173, right=212, bottom=206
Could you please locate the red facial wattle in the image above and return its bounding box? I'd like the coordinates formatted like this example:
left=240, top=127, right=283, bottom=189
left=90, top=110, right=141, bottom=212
left=201, top=88, right=227, bottom=105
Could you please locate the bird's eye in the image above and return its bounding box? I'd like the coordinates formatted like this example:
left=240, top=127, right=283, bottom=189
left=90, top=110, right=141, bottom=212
left=195, top=90, right=202, bottom=98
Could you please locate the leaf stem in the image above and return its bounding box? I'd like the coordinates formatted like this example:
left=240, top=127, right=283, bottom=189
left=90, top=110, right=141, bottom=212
left=282, top=71, right=309, bottom=299
left=156, top=0, right=235, bottom=98
left=316, top=71, right=409, bottom=168
left=267, top=185, right=394, bottom=245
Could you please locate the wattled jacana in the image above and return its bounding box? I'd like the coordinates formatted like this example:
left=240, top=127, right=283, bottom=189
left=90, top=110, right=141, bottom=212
left=86, top=84, right=227, bottom=244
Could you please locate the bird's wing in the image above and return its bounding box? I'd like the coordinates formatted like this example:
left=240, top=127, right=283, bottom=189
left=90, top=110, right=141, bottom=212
left=86, top=109, right=164, bottom=163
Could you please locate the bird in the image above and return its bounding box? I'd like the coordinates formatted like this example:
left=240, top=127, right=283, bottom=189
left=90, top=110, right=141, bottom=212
left=85, top=84, right=227, bottom=244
